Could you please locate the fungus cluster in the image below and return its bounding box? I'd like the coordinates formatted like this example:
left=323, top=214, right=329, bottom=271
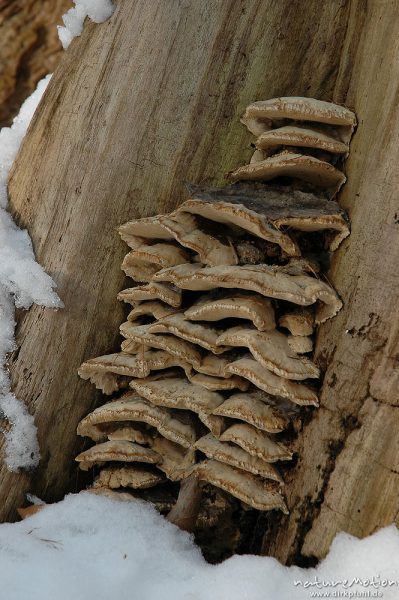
left=76, top=97, right=355, bottom=529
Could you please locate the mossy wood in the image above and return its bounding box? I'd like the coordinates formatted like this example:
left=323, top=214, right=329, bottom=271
left=4, top=0, right=399, bottom=563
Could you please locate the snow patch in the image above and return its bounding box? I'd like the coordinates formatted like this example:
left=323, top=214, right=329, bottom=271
left=0, top=74, right=62, bottom=470
left=1, top=492, right=398, bottom=600
left=0, top=393, right=41, bottom=471
left=58, top=0, right=115, bottom=49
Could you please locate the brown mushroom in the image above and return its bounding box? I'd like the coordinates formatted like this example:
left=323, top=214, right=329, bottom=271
left=93, top=465, right=165, bottom=490
left=216, top=326, right=319, bottom=380
left=77, top=394, right=197, bottom=448
left=121, top=243, right=190, bottom=282
left=148, top=313, right=230, bottom=354
left=228, top=152, right=346, bottom=194
left=196, top=353, right=232, bottom=377
left=75, top=440, right=161, bottom=471
left=78, top=350, right=191, bottom=395
left=160, top=212, right=237, bottom=266
left=219, top=423, right=292, bottom=462
left=226, top=356, right=318, bottom=406
left=241, top=97, right=356, bottom=140
left=187, top=371, right=249, bottom=393
left=153, top=263, right=342, bottom=323
left=188, top=459, right=288, bottom=513
left=79, top=350, right=229, bottom=395
left=184, top=293, right=275, bottom=331
left=279, top=307, right=315, bottom=336
left=107, top=425, right=153, bottom=445
left=255, top=125, right=349, bottom=157
left=78, top=364, right=129, bottom=395
left=150, top=436, right=196, bottom=481
left=181, top=183, right=350, bottom=252
left=116, top=344, right=238, bottom=389
left=212, top=391, right=290, bottom=433
left=130, top=377, right=226, bottom=437
left=119, top=213, right=237, bottom=267
left=195, top=434, right=283, bottom=483
left=75, top=95, right=355, bottom=525
left=287, top=335, right=313, bottom=354
left=127, top=301, right=178, bottom=323
left=117, top=283, right=182, bottom=308
left=120, top=322, right=202, bottom=369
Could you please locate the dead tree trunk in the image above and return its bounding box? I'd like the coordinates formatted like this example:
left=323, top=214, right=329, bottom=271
left=0, top=0, right=70, bottom=126
left=2, top=0, right=398, bottom=565
left=261, top=0, right=399, bottom=564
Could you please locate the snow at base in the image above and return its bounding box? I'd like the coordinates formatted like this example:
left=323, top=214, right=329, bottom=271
left=0, top=492, right=398, bottom=600
left=0, top=75, right=62, bottom=470
left=58, top=0, right=115, bottom=49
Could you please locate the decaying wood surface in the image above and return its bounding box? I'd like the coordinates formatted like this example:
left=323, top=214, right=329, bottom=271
left=167, top=475, right=202, bottom=533
left=0, top=0, right=70, bottom=126
left=3, top=0, right=399, bottom=564
left=261, top=0, right=399, bottom=563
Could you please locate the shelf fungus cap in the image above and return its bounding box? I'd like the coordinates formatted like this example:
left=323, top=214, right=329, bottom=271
left=127, top=301, right=178, bottom=323
left=183, top=183, right=350, bottom=252
left=226, top=356, right=319, bottom=406
left=185, top=293, right=276, bottom=332
left=107, top=425, right=153, bottom=445
left=117, top=283, right=182, bottom=308
left=130, top=377, right=226, bottom=437
left=150, top=436, right=196, bottom=481
left=216, top=326, right=319, bottom=380
left=255, top=125, right=349, bottom=156
left=196, top=353, right=232, bottom=378
left=120, top=322, right=202, bottom=369
left=228, top=152, right=346, bottom=195
left=148, top=313, right=231, bottom=354
left=153, top=263, right=342, bottom=323
left=119, top=215, right=174, bottom=242
left=159, top=212, right=238, bottom=267
left=121, top=243, right=190, bottom=282
left=213, top=392, right=289, bottom=433
left=93, top=465, right=165, bottom=490
left=187, top=371, right=249, bottom=393
left=287, top=335, right=313, bottom=354
left=75, top=440, right=161, bottom=471
left=195, top=434, right=283, bottom=483
left=219, top=423, right=292, bottom=463
left=189, top=459, right=288, bottom=513
left=178, top=197, right=300, bottom=258
left=78, top=350, right=191, bottom=394
left=279, top=308, right=315, bottom=336
left=77, top=394, right=197, bottom=448
left=119, top=212, right=238, bottom=266
left=78, top=354, right=131, bottom=395
left=241, top=97, right=356, bottom=134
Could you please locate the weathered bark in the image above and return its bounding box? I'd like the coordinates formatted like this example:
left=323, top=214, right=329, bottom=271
left=0, top=0, right=70, bottom=126
left=167, top=475, right=202, bottom=533
left=2, top=0, right=398, bottom=566
left=261, top=0, right=399, bottom=563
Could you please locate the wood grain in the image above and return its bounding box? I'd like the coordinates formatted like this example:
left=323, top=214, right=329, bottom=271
left=0, top=0, right=70, bottom=126
left=261, top=0, right=399, bottom=563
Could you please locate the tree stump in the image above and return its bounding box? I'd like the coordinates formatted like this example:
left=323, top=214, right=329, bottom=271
left=2, top=0, right=398, bottom=567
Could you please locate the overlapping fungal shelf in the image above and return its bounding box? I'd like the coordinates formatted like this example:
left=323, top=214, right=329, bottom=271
left=76, top=97, right=355, bottom=524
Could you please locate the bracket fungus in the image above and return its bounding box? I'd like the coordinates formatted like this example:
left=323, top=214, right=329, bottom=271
left=76, top=96, right=355, bottom=540
left=153, top=262, right=342, bottom=324
left=117, top=282, right=182, bottom=307
left=184, top=293, right=276, bottom=331
left=228, top=152, right=346, bottom=194
left=233, top=97, right=356, bottom=197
